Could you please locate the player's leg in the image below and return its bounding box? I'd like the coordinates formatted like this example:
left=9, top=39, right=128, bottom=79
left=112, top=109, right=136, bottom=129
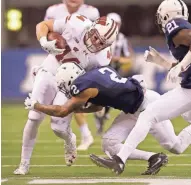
left=182, top=110, right=191, bottom=124
left=51, top=91, right=77, bottom=166
left=150, top=120, right=191, bottom=154
left=102, top=112, right=155, bottom=160
left=75, top=113, right=94, bottom=151
left=117, top=86, right=191, bottom=167
left=90, top=112, right=167, bottom=175
left=14, top=70, right=57, bottom=175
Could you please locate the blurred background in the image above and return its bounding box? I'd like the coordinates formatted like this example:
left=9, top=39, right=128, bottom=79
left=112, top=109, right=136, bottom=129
left=2, top=0, right=191, bottom=100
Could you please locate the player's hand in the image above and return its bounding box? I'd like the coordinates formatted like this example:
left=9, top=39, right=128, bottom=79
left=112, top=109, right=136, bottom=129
left=144, top=46, right=163, bottom=63
left=24, top=93, right=38, bottom=110
left=167, top=63, right=184, bottom=83
left=39, top=36, right=65, bottom=55
left=144, top=46, right=172, bottom=70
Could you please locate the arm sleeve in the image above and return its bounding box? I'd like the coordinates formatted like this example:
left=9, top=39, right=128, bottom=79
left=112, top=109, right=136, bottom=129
left=44, top=7, right=54, bottom=20
left=53, top=18, right=67, bottom=34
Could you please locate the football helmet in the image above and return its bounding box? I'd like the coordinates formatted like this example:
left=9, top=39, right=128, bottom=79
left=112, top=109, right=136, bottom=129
left=84, top=16, right=119, bottom=53
left=55, top=62, right=85, bottom=93
left=156, top=0, right=189, bottom=32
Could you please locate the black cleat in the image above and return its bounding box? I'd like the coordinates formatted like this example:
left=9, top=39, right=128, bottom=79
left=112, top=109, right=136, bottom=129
left=90, top=154, right=125, bottom=175
left=142, top=153, right=168, bottom=175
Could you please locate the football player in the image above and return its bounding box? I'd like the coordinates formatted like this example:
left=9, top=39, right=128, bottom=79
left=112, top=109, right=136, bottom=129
left=89, top=0, right=191, bottom=175
left=25, top=62, right=189, bottom=175
left=44, top=0, right=100, bottom=151
left=14, top=15, right=118, bottom=175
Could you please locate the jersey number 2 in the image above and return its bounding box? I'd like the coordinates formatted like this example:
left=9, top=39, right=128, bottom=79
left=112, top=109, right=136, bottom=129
left=166, top=20, right=179, bottom=33
left=99, top=67, right=127, bottom=83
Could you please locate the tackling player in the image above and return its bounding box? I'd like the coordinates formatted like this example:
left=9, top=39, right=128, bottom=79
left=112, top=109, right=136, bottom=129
left=44, top=0, right=100, bottom=151
left=14, top=15, right=118, bottom=175
left=89, top=0, right=191, bottom=174
left=25, top=62, right=188, bottom=175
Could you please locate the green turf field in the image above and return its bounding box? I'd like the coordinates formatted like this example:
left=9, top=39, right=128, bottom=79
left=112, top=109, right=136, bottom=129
left=2, top=103, right=191, bottom=185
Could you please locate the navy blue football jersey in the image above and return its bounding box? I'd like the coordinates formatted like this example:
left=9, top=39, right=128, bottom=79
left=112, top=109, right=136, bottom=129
left=70, top=67, right=144, bottom=114
left=165, top=18, right=191, bottom=89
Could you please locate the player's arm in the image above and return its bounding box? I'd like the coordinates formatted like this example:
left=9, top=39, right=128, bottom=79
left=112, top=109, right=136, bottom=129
left=32, top=88, right=98, bottom=117
left=172, top=29, right=191, bottom=70
left=36, top=18, right=67, bottom=54
left=75, top=104, right=103, bottom=113
left=36, top=19, right=54, bottom=41
left=144, top=46, right=177, bottom=70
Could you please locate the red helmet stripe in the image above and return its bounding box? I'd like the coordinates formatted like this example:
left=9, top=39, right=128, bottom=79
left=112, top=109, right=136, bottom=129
left=104, top=19, right=115, bottom=37
left=106, top=21, right=118, bottom=40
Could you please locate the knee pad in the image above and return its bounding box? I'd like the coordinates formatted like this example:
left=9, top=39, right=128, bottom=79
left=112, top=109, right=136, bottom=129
left=28, top=110, right=45, bottom=121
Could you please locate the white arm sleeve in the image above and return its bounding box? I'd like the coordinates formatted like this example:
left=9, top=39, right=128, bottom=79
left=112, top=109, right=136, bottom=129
left=44, top=7, right=54, bottom=20
left=53, top=19, right=67, bottom=34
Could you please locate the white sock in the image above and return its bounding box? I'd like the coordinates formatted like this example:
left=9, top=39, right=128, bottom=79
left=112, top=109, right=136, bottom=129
left=80, top=123, right=91, bottom=138
left=117, top=112, right=153, bottom=164
left=21, top=119, right=41, bottom=164
left=128, top=149, right=155, bottom=161
left=171, top=125, right=191, bottom=154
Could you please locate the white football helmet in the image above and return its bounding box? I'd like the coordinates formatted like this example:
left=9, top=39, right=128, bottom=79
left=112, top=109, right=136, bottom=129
left=55, top=62, right=85, bottom=93
left=107, top=13, right=122, bottom=25
left=156, top=0, right=189, bottom=32
left=84, top=16, right=119, bottom=53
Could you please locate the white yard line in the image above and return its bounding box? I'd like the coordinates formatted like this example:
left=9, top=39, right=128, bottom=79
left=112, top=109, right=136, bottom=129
left=1, top=179, right=8, bottom=183
left=2, top=154, right=191, bottom=158
left=2, top=164, right=191, bottom=167
left=28, top=178, right=191, bottom=185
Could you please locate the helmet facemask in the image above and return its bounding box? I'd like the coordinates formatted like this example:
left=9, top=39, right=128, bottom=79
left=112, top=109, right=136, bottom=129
left=84, top=16, right=119, bottom=53
left=84, top=28, right=109, bottom=53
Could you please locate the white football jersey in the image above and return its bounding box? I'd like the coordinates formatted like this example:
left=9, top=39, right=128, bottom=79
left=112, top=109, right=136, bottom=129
left=52, top=13, right=112, bottom=72
left=44, top=3, right=99, bottom=21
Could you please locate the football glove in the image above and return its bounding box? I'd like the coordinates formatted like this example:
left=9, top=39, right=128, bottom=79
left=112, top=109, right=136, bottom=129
left=39, top=36, right=65, bottom=55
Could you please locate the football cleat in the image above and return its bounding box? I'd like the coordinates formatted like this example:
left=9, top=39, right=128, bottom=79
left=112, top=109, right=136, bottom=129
left=77, top=134, right=94, bottom=151
left=90, top=154, right=125, bottom=175
left=142, top=152, right=168, bottom=175
left=64, top=133, right=77, bottom=166
left=13, top=161, right=30, bottom=175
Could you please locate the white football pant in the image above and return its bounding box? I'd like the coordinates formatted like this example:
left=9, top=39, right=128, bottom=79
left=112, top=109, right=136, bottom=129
left=117, top=86, right=191, bottom=163
left=103, top=89, right=191, bottom=160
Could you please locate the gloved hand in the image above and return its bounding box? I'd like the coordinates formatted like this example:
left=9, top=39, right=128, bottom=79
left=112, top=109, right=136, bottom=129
left=24, top=93, right=38, bottom=110
left=39, top=36, right=65, bottom=55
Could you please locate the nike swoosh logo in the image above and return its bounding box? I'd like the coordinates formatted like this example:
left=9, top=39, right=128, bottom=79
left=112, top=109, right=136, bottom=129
left=152, top=158, right=162, bottom=168
left=119, top=163, right=124, bottom=169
